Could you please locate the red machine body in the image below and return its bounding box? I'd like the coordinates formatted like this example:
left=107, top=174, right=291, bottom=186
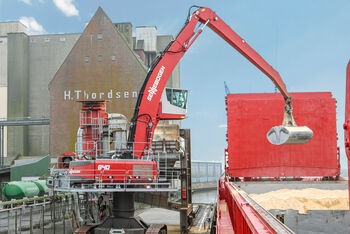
left=68, top=160, right=157, bottom=183
left=64, top=100, right=157, bottom=184
left=226, top=92, right=339, bottom=178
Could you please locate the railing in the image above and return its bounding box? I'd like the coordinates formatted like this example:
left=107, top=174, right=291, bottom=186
left=50, top=154, right=181, bottom=193
left=216, top=176, right=295, bottom=234
left=0, top=193, right=87, bottom=234
left=74, top=141, right=160, bottom=159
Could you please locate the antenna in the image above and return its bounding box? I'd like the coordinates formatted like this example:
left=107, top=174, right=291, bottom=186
left=224, top=81, right=231, bottom=95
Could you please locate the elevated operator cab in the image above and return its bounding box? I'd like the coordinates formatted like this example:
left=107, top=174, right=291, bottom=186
left=159, top=88, right=188, bottom=120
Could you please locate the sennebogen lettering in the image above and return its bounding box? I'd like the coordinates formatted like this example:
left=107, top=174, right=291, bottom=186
left=147, top=65, right=165, bottom=101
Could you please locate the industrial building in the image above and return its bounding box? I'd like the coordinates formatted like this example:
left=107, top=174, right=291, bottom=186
left=0, top=8, right=180, bottom=157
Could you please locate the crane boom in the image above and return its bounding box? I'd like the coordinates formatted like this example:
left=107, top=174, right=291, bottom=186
left=128, top=6, right=306, bottom=158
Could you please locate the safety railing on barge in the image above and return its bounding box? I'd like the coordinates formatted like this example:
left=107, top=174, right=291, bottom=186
left=48, top=167, right=180, bottom=193
left=216, top=176, right=295, bottom=234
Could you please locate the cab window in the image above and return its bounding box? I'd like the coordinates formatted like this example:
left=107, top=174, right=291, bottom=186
left=166, top=89, right=188, bottom=109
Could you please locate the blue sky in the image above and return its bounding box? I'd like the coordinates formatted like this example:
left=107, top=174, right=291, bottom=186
left=1, top=0, right=350, bottom=173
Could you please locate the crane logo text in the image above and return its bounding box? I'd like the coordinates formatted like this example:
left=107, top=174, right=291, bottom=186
left=98, top=165, right=110, bottom=171
left=147, top=65, right=165, bottom=101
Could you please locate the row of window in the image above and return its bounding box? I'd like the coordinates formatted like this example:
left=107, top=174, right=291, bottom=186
left=84, top=55, right=115, bottom=62
left=32, top=37, right=68, bottom=43
left=10, top=33, right=103, bottom=44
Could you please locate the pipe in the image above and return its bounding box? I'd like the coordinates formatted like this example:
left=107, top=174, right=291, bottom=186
left=112, top=192, right=135, bottom=218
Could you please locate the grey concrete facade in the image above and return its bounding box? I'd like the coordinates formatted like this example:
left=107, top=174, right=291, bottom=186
left=0, top=87, right=7, bottom=157
left=0, top=22, right=27, bottom=157
left=27, top=34, right=80, bottom=155
left=0, top=21, right=27, bottom=37
left=0, top=37, right=7, bottom=86
left=7, top=32, right=29, bottom=157
left=6, top=32, right=79, bottom=156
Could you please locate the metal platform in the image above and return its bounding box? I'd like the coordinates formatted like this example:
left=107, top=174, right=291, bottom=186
left=48, top=157, right=181, bottom=193
left=48, top=179, right=178, bottom=193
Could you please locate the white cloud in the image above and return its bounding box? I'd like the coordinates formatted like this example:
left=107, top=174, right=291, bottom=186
left=19, top=0, right=44, bottom=4
left=19, top=17, right=45, bottom=34
left=19, top=0, right=31, bottom=4
left=218, top=124, right=227, bottom=129
left=53, top=0, right=79, bottom=17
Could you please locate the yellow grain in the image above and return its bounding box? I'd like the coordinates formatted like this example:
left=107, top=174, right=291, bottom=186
left=249, top=188, right=349, bottom=214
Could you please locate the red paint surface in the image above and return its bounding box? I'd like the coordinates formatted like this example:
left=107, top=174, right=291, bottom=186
left=68, top=160, right=157, bottom=183
left=226, top=92, right=339, bottom=178
left=79, top=101, right=108, bottom=158
left=217, top=176, right=277, bottom=233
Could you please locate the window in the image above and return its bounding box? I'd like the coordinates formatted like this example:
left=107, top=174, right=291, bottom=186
left=98, top=55, right=102, bottom=62
left=111, top=55, right=116, bottom=61
left=84, top=56, right=89, bottom=62
left=166, top=88, right=188, bottom=109
left=97, top=33, right=103, bottom=39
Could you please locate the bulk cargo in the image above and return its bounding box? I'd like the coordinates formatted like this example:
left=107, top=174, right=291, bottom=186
left=226, top=92, right=339, bottom=178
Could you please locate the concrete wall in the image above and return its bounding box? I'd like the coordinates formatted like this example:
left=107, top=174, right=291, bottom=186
left=0, top=37, right=8, bottom=157
left=0, top=37, right=7, bottom=86
left=0, top=87, right=7, bottom=157
left=136, top=26, right=157, bottom=52
left=157, top=35, right=180, bottom=89
left=5, top=32, right=78, bottom=156
left=27, top=34, right=79, bottom=156
left=0, top=22, right=27, bottom=37
left=7, top=32, right=29, bottom=156
left=0, top=22, right=26, bottom=157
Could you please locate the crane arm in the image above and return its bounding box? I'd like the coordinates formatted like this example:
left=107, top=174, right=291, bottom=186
left=128, top=6, right=292, bottom=158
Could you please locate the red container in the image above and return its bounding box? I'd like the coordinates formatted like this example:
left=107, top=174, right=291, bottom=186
left=226, top=92, right=340, bottom=178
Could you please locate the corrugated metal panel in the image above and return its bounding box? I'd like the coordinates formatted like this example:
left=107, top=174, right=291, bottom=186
left=10, top=155, right=50, bottom=181
left=191, top=161, right=222, bottom=183
left=226, top=92, right=339, bottom=178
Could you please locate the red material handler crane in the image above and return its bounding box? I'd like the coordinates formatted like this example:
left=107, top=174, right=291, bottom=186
left=64, top=6, right=313, bottom=186
left=127, top=6, right=312, bottom=159
left=54, top=7, right=314, bottom=232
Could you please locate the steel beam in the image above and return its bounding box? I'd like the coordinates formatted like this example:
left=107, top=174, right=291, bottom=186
left=0, top=119, right=50, bottom=126
left=0, top=126, right=3, bottom=167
